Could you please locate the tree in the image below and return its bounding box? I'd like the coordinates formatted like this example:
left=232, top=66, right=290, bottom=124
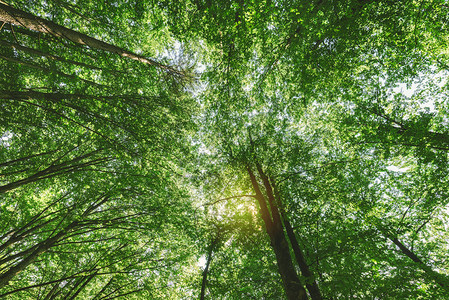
left=1, top=0, right=196, bottom=298
left=1, top=0, right=449, bottom=298
left=0, top=2, right=184, bottom=76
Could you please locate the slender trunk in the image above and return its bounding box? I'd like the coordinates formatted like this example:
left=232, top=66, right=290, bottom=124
left=390, top=237, right=449, bottom=293
left=271, top=225, right=308, bottom=300
left=0, top=152, right=108, bottom=194
left=0, top=194, right=68, bottom=254
left=8, top=98, right=120, bottom=142
left=0, top=221, right=77, bottom=289
left=0, top=54, right=107, bottom=87
left=0, top=39, right=126, bottom=74
left=200, top=237, right=217, bottom=300
left=0, top=276, right=74, bottom=298
left=0, top=2, right=183, bottom=77
left=247, top=166, right=308, bottom=300
left=0, top=149, right=56, bottom=168
left=93, top=277, right=114, bottom=300
left=283, top=215, right=322, bottom=300
left=44, top=282, right=62, bottom=300
left=0, top=267, right=101, bottom=298
left=271, top=178, right=322, bottom=300
left=2, top=95, right=141, bottom=151
left=0, top=216, right=56, bottom=254
left=67, top=272, right=97, bottom=300
left=0, top=159, right=104, bottom=193
left=256, top=163, right=282, bottom=227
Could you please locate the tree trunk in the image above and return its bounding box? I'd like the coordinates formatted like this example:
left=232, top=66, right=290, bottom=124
left=283, top=215, right=322, bottom=300
left=0, top=54, right=106, bottom=87
left=0, top=39, right=126, bottom=74
left=200, top=237, right=217, bottom=300
left=271, top=225, right=308, bottom=300
left=0, top=150, right=108, bottom=194
left=0, top=221, right=77, bottom=289
left=0, top=2, right=183, bottom=77
left=247, top=166, right=308, bottom=300
left=271, top=178, right=322, bottom=300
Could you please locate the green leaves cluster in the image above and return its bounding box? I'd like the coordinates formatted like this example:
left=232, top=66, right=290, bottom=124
left=1, top=0, right=449, bottom=299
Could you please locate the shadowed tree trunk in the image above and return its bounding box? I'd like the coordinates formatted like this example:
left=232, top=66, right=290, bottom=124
left=0, top=149, right=109, bottom=194
left=0, top=221, right=78, bottom=289
left=271, top=178, right=322, bottom=300
left=247, top=164, right=308, bottom=300
left=200, top=235, right=219, bottom=300
left=0, top=2, right=184, bottom=77
left=0, top=39, right=127, bottom=75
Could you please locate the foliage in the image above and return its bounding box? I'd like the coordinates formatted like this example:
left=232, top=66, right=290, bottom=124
left=1, top=0, right=448, bottom=299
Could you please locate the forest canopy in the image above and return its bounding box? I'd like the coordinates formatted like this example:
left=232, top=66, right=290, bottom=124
left=0, top=0, right=449, bottom=299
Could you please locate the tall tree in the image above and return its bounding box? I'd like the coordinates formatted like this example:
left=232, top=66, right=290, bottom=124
left=0, top=2, right=184, bottom=76
left=1, top=0, right=449, bottom=298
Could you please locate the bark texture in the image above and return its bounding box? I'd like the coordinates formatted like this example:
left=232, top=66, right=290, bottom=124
left=0, top=3, right=183, bottom=76
left=247, top=165, right=308, bottom=300
left=200, top=237, right=218, bottom=300
left=271, top=179, right=322, bottom=300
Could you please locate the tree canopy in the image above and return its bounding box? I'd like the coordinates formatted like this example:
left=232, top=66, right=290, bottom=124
left=1, top=0, right=448, bottom=299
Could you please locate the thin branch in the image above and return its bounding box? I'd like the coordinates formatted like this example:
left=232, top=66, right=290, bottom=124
left=396, top=196, right=421, bottom=233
